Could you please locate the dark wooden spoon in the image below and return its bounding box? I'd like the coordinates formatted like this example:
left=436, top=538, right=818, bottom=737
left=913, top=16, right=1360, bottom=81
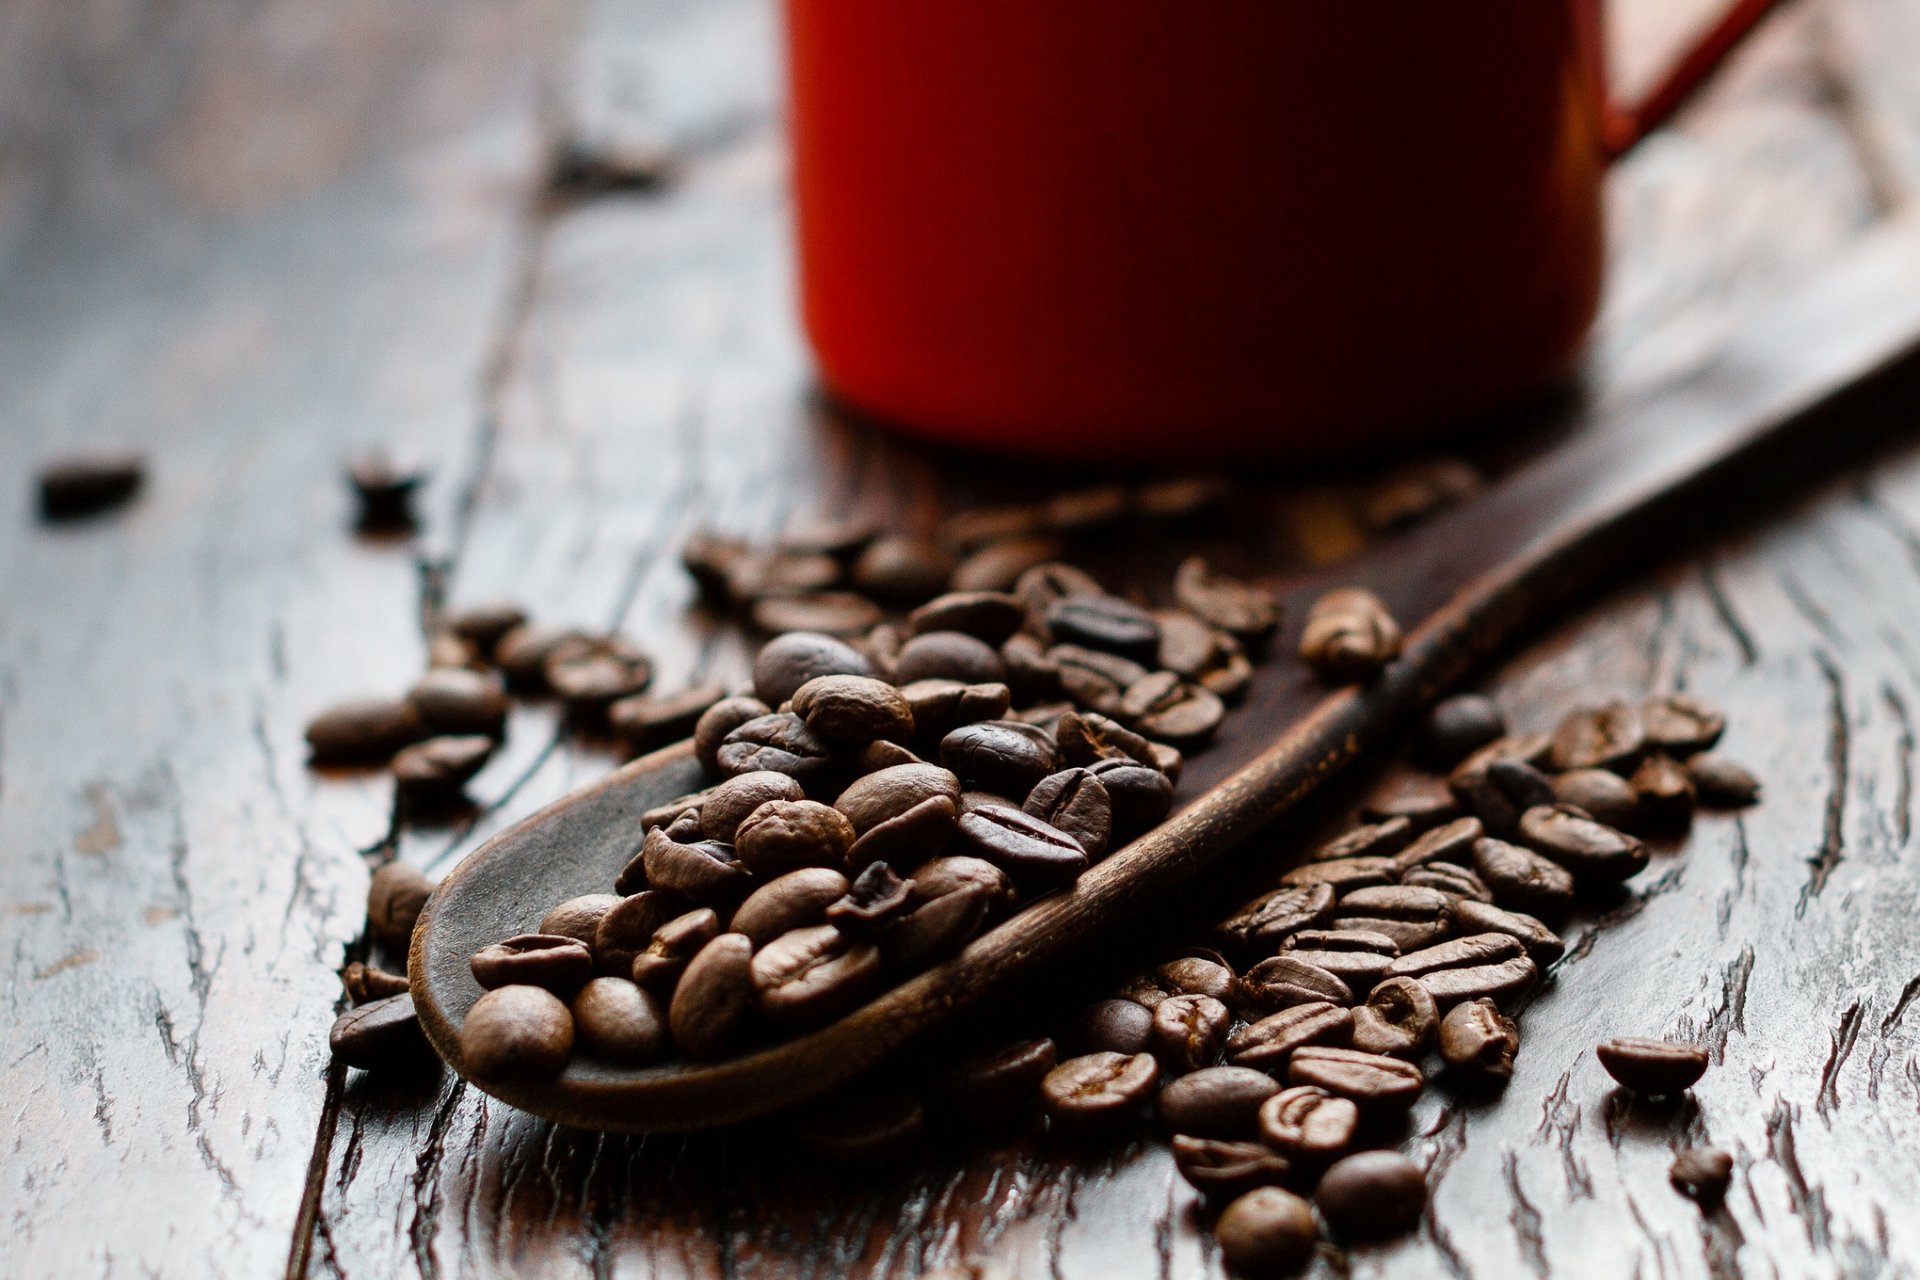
left=412, top=213, right=1920, bottom=1132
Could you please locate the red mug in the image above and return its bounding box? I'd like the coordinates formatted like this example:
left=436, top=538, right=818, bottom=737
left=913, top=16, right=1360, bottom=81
left=785, top=1, right=1781, bottom=460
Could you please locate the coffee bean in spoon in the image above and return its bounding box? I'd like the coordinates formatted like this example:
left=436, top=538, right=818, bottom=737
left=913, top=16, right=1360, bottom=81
left=460, top=984, right=575, bottom=1080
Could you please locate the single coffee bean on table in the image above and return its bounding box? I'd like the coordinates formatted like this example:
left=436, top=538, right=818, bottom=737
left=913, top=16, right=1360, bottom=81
left=1315, top=1150, right=1428, bottom=1239
left=1595, top=1037, right=1709, bottom=1095
left=1041, top=1052, right=1160, bottom=1137
left=1641, top=693, right=1726, bottom=755
left=37, top=449, right=146, bottom=520
left=1552, top=767, right=1643, bottom=829
left=1157, top=1065, right=1282, bottom=1138
left=367, top=861, right=433, bottom=955
left=1224, top=1001, right=1354, bottom=1073
left=1438, top=997, right=1520, bottom=1084
left=1418, top=692, right=1506, bottom=766
left=929, top=1037, right=1058, bottom=1125
left=1213, top=1186, right=1319, bottom=1277
left=329, top=993, right=428, bottom=1070
left=342, top=961, right=410, bottom=1002
left=1631, top=753, right=1698, bottom=829
left=1670, top=1147, right=1735, bottom=1207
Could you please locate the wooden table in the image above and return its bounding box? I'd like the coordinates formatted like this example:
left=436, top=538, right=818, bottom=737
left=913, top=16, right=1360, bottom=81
left=7, top=0, right=1920, bottom=1275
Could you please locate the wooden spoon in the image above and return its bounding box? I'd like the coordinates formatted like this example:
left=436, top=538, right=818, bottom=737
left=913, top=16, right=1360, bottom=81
left=412, top=213, right=1920, bottom=1132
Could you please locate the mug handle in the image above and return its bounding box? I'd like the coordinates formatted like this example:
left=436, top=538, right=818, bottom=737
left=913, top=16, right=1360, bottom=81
left=1577, top=0, right=1789, bottom=159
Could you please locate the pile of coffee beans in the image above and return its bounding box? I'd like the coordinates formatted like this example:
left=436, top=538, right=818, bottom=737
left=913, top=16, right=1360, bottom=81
left=454, top=553, right=1280, bottom=1078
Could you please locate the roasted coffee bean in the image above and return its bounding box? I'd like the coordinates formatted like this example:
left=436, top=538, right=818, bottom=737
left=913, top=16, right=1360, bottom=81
left=1040, top=1052, right=1159, bottom=1136
left=1024, top=768, right=1113, bottom=859
left=908, top=591, right=1028, bottom=645
left=851, top=535, right=956, bottom=602
left=1283, top=928, right=1400, bottom=956
left=1155, top=956, right=1239, bottom=1005
left=1278, top=940, right=1397, bottom=994
left=1473, top=837, right=1576, bottom=916
left=689, top=695, right=770, bottom=774
left=1687, top=753, right=1761, bottom=806
left=1385, top=932, right=1523, bottom=980
left=1042, top=484, right=1129, bottom=533
left=751, top=924, right=881, bottom=1029
left=1054, top=709, right=1154, bottom=767
left=716, top=713, right=837, bottom=794
left=1010, top=562, right=1104, bottom=624
left=751, top=591, right=885, bottom=638
left=913, top=855, right=1017, bottom=915
left=307, top=697, right=426, bottom=764
left=1518, top=804, right=1649, bottom=881
left=1278, top=856, right=1395, bottom=894
left=570, top=977, right=669, bottom=1064
left=1439, top=997, right=1519, bottom=1083
left=938, top=505, right=1044, bottom=551
left=433, top=602, right=524, bottom=655
left=1450, top=732, right=1554, bottom=785
left=1398, top=861, right=1491, bottom=902
left=1311, top=816, right=1415, bottom=863
left=1446, top=900, right=1564, bottom=966
left=682, top=529, right=749, bottom=600
left=643, top=791, right=714, bottom=837
left=1123, top=673, right=1225, bottom=745
left=898, top=679, right=1013, bottom=742
left=1414, top=955, right=1537, bottom=1011
left=1299, top=588, right=1401, bottom=681
left=544, top=636, right=653, bottom=713
left=1349, top=976, right=1439, bottom=1058
left=1387, top=815, right=1484, bottom=875
left=825, top=861, right=914, bottom=937
left=778, top=515, right=877, bottom=560
left=735, top=799, right=856, bottom=878
left=1085, top=759, right=1175, bottom=828
left=1118, top=976, right=1172, bottom=1009
left=1549, top=700, right=1646, bottom=772
left=1455, top=757, right=1556, bottom=835
left=730, top=868, right=849, bottom=947
left=37, top=450, right=145, bottom=519
left=1215, top=1186, right=1318, bottom=1278
left=488, top=624, right=582, bottom=691
left=992, top=633, right=1059, bottom=703
left=1134, top=474, right=1232, bottom=521
left=629, top=908, right=721, bottom=991
left=1243, top=955, right=1354, bottom=1010
left=1670, top=1148, right=1734, bottom=1207
left=1045, top=594, right=1161, bottom=663
left=940, top=721, right=1057, bottom=796
left=342, top=961, right=410, bottom=1003
left=701, top=770, right=808, bottom=842
left=1172, top=557, right=1278, bottom=645
left=671, top=933, right=756, bottom=1059
left=592, top=891, right=682, bottom=975
left=1197, top=650, right=1256, bottom=704
left=1595, top=1037, right=1708, bottom=1095
left=1155, top=609, right=1224, bottom=678
left=860, top=621, right=905, bottom=678
left=392, top=734, right=495, bottom=801
left=1258, top=1084, right=1359, bottom=1159
left=956, top=804, right=1089, bottom=887
left=1315, top=1151, right=1427, bottom=1239
left=329, top=993, right=428, bottom=1070
left=1362, top=770, right=1465, bottom=830
left=881, top=882, right=988, bottom=970
left=1642, top=693, right=1726, bottom=756
left=930, top=1037, right=1058, bottom=1124
left=1217, top=883, right=1337, bottom=957
left=1327, top=916, right=1448, bottom=952
left=1419, top=693, right=1506, bottom=767
left=1071, top=998, right=1155, bottom=1056
left=461, top=984, right=574, bottom=1079
left=847, top=794, right=958, bottom=869
left=425, top=628, right=485, bottom=671
left=835, top=762, right=963, bottom=832
left=1149, top=993, right=1232, bottom=1074
left=725, top=548, right=841, bottom=606
left=1334, top=884, right=1450, bottom=923
left=1552, top=767, right=1642, bottom=829
left=1631, top=754, right=1697, bottom=829
left=1171, top=1137, right=1294, bottom=1202
left=539, top=894, right=622, bottom=947
left=608, top=682, right=729, bottom=756
left=895, top=630, right=1009, bottom=686
left=752, top=631, right=876, bottom=706
left=1159, top=1066, right=1281, bottom=1138
left=857, top=737, right=923, bottom=771
left=953, top=535, right=1064, bottom=594
left=368, top=861, right=432, bottom=955
left=470, top=934, right=594, bottom=992
left=1051, top=644, right=1146, bottom=715
left=1287, top=1046, right=1424, bottom=1113
left=1225, top=1002, right=1352, bottom=1072
left=640, top=825, right=751, bottom=903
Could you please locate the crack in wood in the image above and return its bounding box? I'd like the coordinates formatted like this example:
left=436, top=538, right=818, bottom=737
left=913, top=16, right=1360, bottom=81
left=1802, top=651, right=1853, bottom=908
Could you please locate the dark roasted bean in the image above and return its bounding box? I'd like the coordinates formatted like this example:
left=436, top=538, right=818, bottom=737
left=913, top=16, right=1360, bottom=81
left=392, top=735, right=495, bottom=801
left=1315, top=1151, right=1427, bottom=1239
left=834, top=763, right=964, bottom=834
left=342, top=962, right=410, bottom=1003
left=1155, top=610, right=1223, bottom=678
left=38, top=450, right=145, bottom=519
left=951, top=535, right=1063, bottom=593
left=895, top=630, right=1009, bottom=686
left=998, top=633, right=1062, bottom=702
left=1215, top=1187, right=1319, bottom=1277
left=306, top=697, right=427, bottom=764
left=408, top=668, right=509, bottom=737
left=1171, top=1137, right=1294, bottom=1202
left=1070, top=998, right=1156, bottom=1056
left=847, top=793, right=959, bottom=869
left=1552, top=767, right=1642, bottom=829
left=1054, top=709, right=1154, bottom=767
left=1040, top=1052, right=1159, bottom=1136
left=1045, top=595, right=1161, bottom=663
left=930, top=1037, right=1057, bottom=1124
left=1225, top=1002, right=1353, bottom=1072
left=726, top=549, right=841, bottom=606
left=1670, top=1148, right=1734, bottom=1207
left=1472, top=837, right=1576, bottom=916
left=1642, top=693, right=1726, bottom=756
left=692, top=695, right=772, bottom=774
left=1311, top=816, right=1414, bottom=862
left=715, top=713, right=837, bottom=795
left=1631, top=754, right=1697, bottom=829
left=670, top=933, right=756, bottom=1059
left=857, top=738, right=924, bottom=771
left=1258, top=1084, right=1360, bottom=1159
left=899, top=679, right=1013, bottom=742
left=1399, top=862, right=1491, bottom=901
left=630, top=908, right=721, bottom=992
left=539, top=894, right=622, bottom=948
left=1455, top=757, right=1556, bottom=835
left=940, top=721, right=1058, bottom=796
left=1155, top=956, right=1239, bottom=1005
left=880, top=883, right=988, bottom=970
left=367, top=861, right=432, bottom=955
left=682, top=529, right=748, bottom=600
left=1283, top=928, right=1400, bottom=955
left=1279, top=856, right=1395, bottom=893
left=1388, top=815, right=1484, bottom=874
left=730, top=868, right=850, bottom=947
left=908, top=591, right=1027, bottom=645
left=1549, top=700, right=1646, bottom=772
left=1217, top=883, right=1337, bottom=958
left=1172, top=557, right=1278, bottom=645
left=1349, top=976, right=1439, bottom=1058
left=1517, top=804, right=1649, bottom=881
left=1439, top=997, right=1519, bottom=1083
left=1243, top=955, right=1354, bottom=1011
left=1450, top=732, right=1553, bottom=785
left=1149, top=993, right=1232, bottom=1074
left=1013, top=562, right=1105, bottom=622
left=470, top=934, right=594, bottom=993
left=329, top=993, right=428, bottom=1070
left=1416, top=956, right=1538, bottom=1010
left=1595, top=1037, right=1708, bottom=1095
left=912, top=856, right=1017, bottom=916
left=571, top=977, right=669, bottom=1064
left=851, top=535, right=956, bottom=602
left=1287, top=1047, right=1424, bottom=1113
left=1447, top=900, right=1565, bottom=966
left=1386, top=933, right=1523, bottom=979
left=825, top=862, right=914, bottom=937
left=1336, top=885, right=1451, bottom=922
left=1299, top=588, right=1401, bottom=681
left=461, top=985, right=574, bottom=1079
left=1361, top=770, right=1464, bottom=830
left=1419, top=693, right=1506, bottom=767
left=752, top=631, right=876, bottom=706
left=1328, top=916, right=1449, bottom=952
left=1051, top=644, right=1146, bottom=715
left=956, top=804, right=1093, bottom=888
left=592, top=891, right=683, bottom=976
left=1042, top=484, right=1129, bottom=533
left=750, top=924, right=881, bottom=1029
left=1134, top=475, right=1232, bottom=522
left=1023, top=768, right=1113, bottom=859
left=787, top=675, right=913, bottom=744
left=1085, top=759, right=1175, bottom=827
left=1687, top=753, right=1761, bottom=806
left=640, top=825, right=751, bottom=903
left=750, top=591, right=884, bottom=638
left=1278, top=945, right=1394, bottom=995
left=438, top=601, right=526, bottom=653
left=701, top=770, right=808, bottom=842
left=1125, top=672, right=1224, bottom=745
left=426, top=629, right=484, bottom=671
left=345, top=453, right=424, bottom=528
left=1158, top=1066, right=1281, bottom=1138
left=779, top=515, right=876, bottom=559
left=544, top=636, right=653, bottom=713
left=734, top=799, right=856, bottom=878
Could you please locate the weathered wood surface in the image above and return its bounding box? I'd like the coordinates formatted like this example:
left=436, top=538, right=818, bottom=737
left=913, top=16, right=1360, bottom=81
left=6, top=0, right=1920, bottom=1276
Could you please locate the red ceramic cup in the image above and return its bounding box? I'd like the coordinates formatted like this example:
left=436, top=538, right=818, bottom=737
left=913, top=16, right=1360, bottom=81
left=785, top=0, right=1779, bottom=460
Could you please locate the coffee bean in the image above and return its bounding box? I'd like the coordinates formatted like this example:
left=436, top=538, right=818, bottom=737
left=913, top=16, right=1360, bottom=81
left=490, top=624, right=586, bottom=691
left=1008, top=562, right=1103, bottom=624
left=1243, top=955, right=1354, bottom=1010
left=1170, top=1137, right=1295, bottom=1202
left=1045, top=595, right=1161, bottom=664
left=1023, top=768, right=1113, bottom=859
left=1631, top=754, right=1697, bottom=829
left=368, top=861, right=432, bottom=955
left=1155, top=956, right=1239, bottom=1005
left=1288, top=1046, right=1424, bottom=1113
left=1299, top=588, right=1401, bottom=681
left=940, top=721, right=1058, bottom=796
left=307, top=697, right=427, bottom=764
left=469, top=934, right=594, bottom=992
left=1449, top=732, right=1553, bottom=786
left=1071, top=998, right=1155, bottom=1056
left=539, top=894, right=622, bottom=947
left=1123, top=673, right=1225, bottom=746
left=1085, top=759, right=1175, bottom=828
left=930, top=1037, right=1058, bottom=1124
left=752, top=631, right=876, bottom=706
left=845, top=792, right=958, bottom=870
left=1349, top=976, right=1439, bottom=1058
left=1439, top=997, right=1519, bottom=1084
left=1446, top=900, right=1565, bottom=966
left=1279, top=857, right=1395, bottom=894
left=1416, top=955, right=1538, bottom=1011
left=852, top=536, right=956, bottom=602
left=1670, top=1148, right=1734, bottom=1207
left=625, top=906, right=718, bottom=992
left=1472, top=837, right=1576, bottom=916
left=1517, top=804, right=1649, bottom=881
left=1155, top=610, right=1224, bottom=678
left=592, top=891, right=683, bottom=976
left=912, top=856, right=1017, bottom=915
left=461, top=984, right=575, bottom=1079
left=1311, top=817, right=1415, bottom=863
left=1687, top=753, right=1761, bottom=807
left=610, top=682, right=730, bottom=756
left=1216, top=884, right=1337, bottom=958
left=955, top=804, right=1088, bottom=887
left=1282, top=928, right=1401, bottom=956
left=895, top=631, right=1009, bottom=686
left=392, top=735, right=495, bottom=802
left=1051, top=644, right=1147, bottom=715
left=779, top=515, right=877, bottom=560
left=1134, top=475, right=1233, bottom=522
left=1549, top=700, right=1646, bottom=772
left=1172, top=557, right=1279, bottom=645
left=1361, top=770, right=1465, bottom=830
left=1042, top=484, right=1130, bottom=533
left=1159, top=1066, right=1281, bottom=1138
left=857, top=737, right=924, bottom=771
left=425, top=629, right=485, bottom=671
left=716, top=713, right=837, bottom=795
left=1315, top=1151, right=1427, bottom=1239
left=1387, top=815, right=1484, bottom=874
left=1398, top=860, right=1491, bottom=902
left=669, top=933, right=756, bottom=1060
left=1278, top=940, right=1397, bottom=994
left=1054, top=709, right=1154, bottom=767
left=1334, top=886, right=1450, bottom=925
left=907, top=591, right=1027, bottom=645
left=1419, top=693, right=1506, bottom=766
left=342, top=962, right=410, bottom=1003
left=1214, top=1187, right=1319, bottom=1277
left=1196, top=648, right=1256, bottom=704
left=835, top=763, right=963, bottom=833
left=952, top=535, right=1065, bottom=594
left=701, top=770, right=808, bottom=842
left=693, top=696, right=773, bottom=774
left=1385, top=932, right=1523, bottom=980
left=730, top=868, right=850, bottom=947
left=1040, top=1052, right=1159, bottom=1136
left=329, top=993, right=428, bottom=1070
left=941, top=505, right=1044, bottom=552
left=751, top=924, right=882, bottom=1030
left=1149, top=993, right=1232, bottom=1074
left=1642, top=693, right=1726, bottom=756
left=1595, top=1037, right=1708, bottom=1095
left=571, top=977, right=670, bottom=1064
left=824, top=861, right=914, bottom=937
left=545, top=636, right=653, bottom=713
left=1225, top=1002, right=1353, bottom=1072
left=681, top=529, right=749, bottom=601
left=640, top=825, right=751, bottom=904
left=735, top=800, right=856, bottom=878
left=1454, top=757, right=1556, bottom=836
left=899, top=679, right=1014, bottom=742
left=790, top=674, right=912, bottom=744
left=1327, top=916, right=1449, bottom=952
left=1552, top=768, right=1642, bottom=829
left=37, top=450, right=145, bottom=520
left=1258, top=1084, right=1360, bottom=1160
left=880, top=882, right=989, bottom=970
left=991, top=633, right=1059, bottom=704
left=726, top=549, right=841, bottom=606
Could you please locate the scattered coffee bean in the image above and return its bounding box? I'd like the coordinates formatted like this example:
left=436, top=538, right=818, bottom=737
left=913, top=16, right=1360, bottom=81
left=1225, top=1002, right=1353, bottom=1073
left=730, top=868, right=850, bottom=947
left=940, top=720, right=1057, bottom=796
left=1258, top=1084, right=1360, bottom=1159
left=571, top=977, right=670, bottom=1064
left=640, top=824, right=751, bottom=903
left=592, top=891, right=682, bottom=975
left=610, top=682, right=728, bottom=755
left=1170, top=1137, right=1294, bottom=1201
left=392, top=734, right=494, bottom=801
left=1156, top=955, right=1239, bottom=1005
left=1023, top=768, right=1113, bottom=859
left=930, top=1037, right=1058, bottom=1125
left=1687, top=753, right=1761, bottom=806
left=1517, top=804, right=1649, bottom=881
left=1549, top=700, right=1645, bottom=772
left=461, top=984, right=574, bottom=1079
left=1315, top=1151, right=1427, bottom=1239
left=1388, top=815, right=1484, bottom=873
left=1242, top=955, right=1354, bottom=1011
left=1349, top=976, right=1439, bottom=1058
left=1595, top=1037, right=1708, bottom=1095
left=1287, top=1046, right=1424, bottom=1113
left=367, top=861, right=432, bottom=955
left=629, top=908, right=721, bottom=992
left=1362, top=770, right=1462, bottom=829
left=1214, top=1186, right=1319, bottom=1277
left=329, top=993, right=428, bottom=1070
left=1398, top=862, right=1491, bottom=902
left=751, top=591, right=885, bottom=638
left=1217, top=883, right=1337, bottom=958
left=1172, top=557, right=1279, bottom=646
left=539, top=894, right=622, bottom=948
left=439, top=601, right=527, bottom=653
left=1149, top=993, right=1232, bottom=1075
left=727, top=548, right=841, bottom=606
left=847, top=793, right=959, bottom=869
left=38, top=450, right=145, bottom=520
left=1472, top=837, right=1576, bottom=916
left=1454, top=757, right=1556, bottom=835
left=751, top=924, right=881, bottom=1029
left=494, top=624, right=589, bottom=692
left=1299, top=588, right=1401, bottom=681
left=1552, top=767, right=1642, bottom=829
left=1669, top=1148, right=1734, bottom=1207
left=941, top=506, right=1043, bottom=552
left=1086, top=759, right=1175, bottom=827
left=544, top=635, right=653, bottom=713
left=716, top=713, right=837, bottom=795
left=1071, top=998, right=1155, bottom=1056
left=426, top=629, right=484, bottom=671
left=693, top=695, right=773, bottom=774
left=1631, top=754, right=1697, bottom=829
left=1439, top=997, right=1519, bottom=1083
left=1420, top=693, right=1506, bottom=767
left=1446, top=899, right=1565, bottom=966
left=951, top=535, right=1064, bottom=593
left=1040, top=1052, right=1159, bottom=1136
left=1310, top=816, right=1415, bottom=862
left=955, top=804, right=1088, bottom=887
left=908, top=591, right=1028, bottom=645
left=1134, top=475, right=1232, bottom=522
left=1642, top=694, right=1726, bottom=756
left=753, top=632, right=876, bottom=706
left=307, top=697, right=427, bottom=764
left=342, top=961, right=410, bottom=1003
left=734, top=799, right=856, bottom=878
left=1045, top=595, right=1162, bottom=664
left=470, top=934, right=594, bottom=992
left=1158, top=1065, right=1281, bottom=1138
left=1278, top=856, right=1395, bottom=893
left=895, top=630, right=1009, bottom=686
